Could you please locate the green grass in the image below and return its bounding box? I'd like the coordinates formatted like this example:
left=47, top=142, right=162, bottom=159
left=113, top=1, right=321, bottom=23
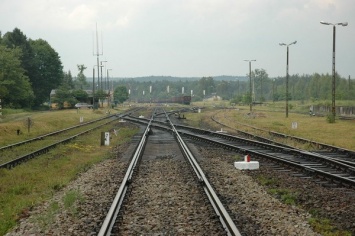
left=63, top=189, right=84, bottom=216
left=0, top=122, right=138, bottom=235
left=253, top=172, right=352, bottom=236
left=306, top=209, right=352, bottom=236
left=0, top=107, right=129, bottom=146
left=256, top=175, right=278, bottom=186
left=308, top=217, right=352, bottom=236
left=35, top=201, right=60, bottom=230
left=267, top=188, right=297, bottom=205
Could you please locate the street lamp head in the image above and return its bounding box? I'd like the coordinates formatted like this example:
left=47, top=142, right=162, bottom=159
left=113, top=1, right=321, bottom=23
left=340, top=22, right=348, bottom=26
left=321, top=21, right=348, bottom=27
left=280, top=41, right=297, bottom=46
left=320, top=21, right=331, bottom=25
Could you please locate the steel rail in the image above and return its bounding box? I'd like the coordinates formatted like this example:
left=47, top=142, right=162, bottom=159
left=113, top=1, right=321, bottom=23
left=173, top=124, right=355, bottom=169
left=211, top=113, right=355, bottom=158
left=178, top=130, right=355, bottom=187
left=123, top=115, right=355, bottom=187
left=124, top=114, right=355, bottom=170
left=0, top=116, right=110, bottom=151
left=165, top=111, right=241, bottom=236
left=98, top=111, right=154, bottom=236
left=0, top=108, right=139, bottom=152
left=0, top=118, right=117, bottom=169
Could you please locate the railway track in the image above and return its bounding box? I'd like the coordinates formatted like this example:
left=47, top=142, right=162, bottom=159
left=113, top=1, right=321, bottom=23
left=0, top=108, right=140, bottom=169
left=124, top=113, right=355, bottom=188
left=211, top=112, right=355, bottom=157
left=3, top=106, right=328, bottom=235
left=99, top=108, right=241, bottom=235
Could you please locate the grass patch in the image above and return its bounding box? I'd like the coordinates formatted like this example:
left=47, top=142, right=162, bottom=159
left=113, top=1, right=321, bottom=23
left=35, top=201, right=60, bottom=230
left=271, top=121, right=284, bottom=127
left=211, top=104, right=355, bottom=150
left=308, top=217, right=352, bottom=236
left=268, top=188, right=297, bottom=205
left=257, top=175, right=278, bottom=186
left=0, top=121, right=138, bottom=235
left=307, top=208, right=352, bottom=236
left=63, top=189, right=84, bottom=217
left=0, top=109, right=106, bottom=146
left=231, top=155, right=242, bottom=161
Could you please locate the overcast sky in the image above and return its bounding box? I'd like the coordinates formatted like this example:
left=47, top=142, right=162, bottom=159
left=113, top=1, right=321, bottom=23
left=1, top=0, right=354, bottom=79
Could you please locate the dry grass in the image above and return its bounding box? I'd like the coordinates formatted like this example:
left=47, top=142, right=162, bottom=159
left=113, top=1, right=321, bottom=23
left=188, top=102, right=355, bottom=151
left=0, top=108, right=128, bottom=146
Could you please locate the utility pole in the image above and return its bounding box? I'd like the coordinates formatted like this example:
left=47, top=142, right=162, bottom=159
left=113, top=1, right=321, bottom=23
left=93, top=23, right=103, bottom=91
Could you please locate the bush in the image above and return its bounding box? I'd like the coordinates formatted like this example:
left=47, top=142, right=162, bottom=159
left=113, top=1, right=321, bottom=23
left=326, top=113, right=336, bottom=123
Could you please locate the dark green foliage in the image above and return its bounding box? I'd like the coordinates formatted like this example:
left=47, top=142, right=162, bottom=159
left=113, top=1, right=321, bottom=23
left=2, top=28, right=35, bottom=80
left=113, top=86, right=129, bottom=104
left=75, top=65, right=87, bottom=89
left=51, top=84, right=76, bottom=109
left=0, top=28, right=63, bottom=108
left=72, top=89, right=88, bottom=102
left=63, top=71, right=75, bottom=89
left=0, top=45, right=34, bottom=108
left=29, top=39, right=63, bottom=106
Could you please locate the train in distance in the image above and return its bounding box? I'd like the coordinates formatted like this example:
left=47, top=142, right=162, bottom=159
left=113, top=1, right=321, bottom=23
left=136, top=95, right=191, bottom=105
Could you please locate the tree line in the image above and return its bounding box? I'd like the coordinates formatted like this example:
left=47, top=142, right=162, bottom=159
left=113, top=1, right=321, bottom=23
left=111, top=71, right=355, bottom=105
left=0, top=28, right=109, bottom=109
left=1, top=28, right=354, bottom=109
left=0, top=28, right=63, bottom=108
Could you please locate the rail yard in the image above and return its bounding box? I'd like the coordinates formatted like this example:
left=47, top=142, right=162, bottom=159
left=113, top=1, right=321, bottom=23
left=1, top=105, right=355, bottom=236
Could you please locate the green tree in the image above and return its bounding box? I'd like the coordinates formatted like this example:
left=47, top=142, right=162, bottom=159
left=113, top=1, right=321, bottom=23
left=198, top=77, right=215, bottom=97
left=51, top=84, right=76, bottom=109
left=254, top=68, right=269, bottom=102
left=0, top=45, right=34, bottom=108
left=30, top=39, right=63, bottom=106
left=76, top=64, right=87, bottom=89
left=2, top=28, right=35, bottom=81
left=113, top=86, right=129, bottom=104
left=63, top=70, right=74, bottom=89
left=72, top=89, right=88, bottom=102
left=96, top=89, right=108, bottom=107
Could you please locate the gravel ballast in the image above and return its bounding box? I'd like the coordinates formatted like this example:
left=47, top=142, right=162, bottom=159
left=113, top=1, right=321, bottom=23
left=7, top=137, right=350, bottom=235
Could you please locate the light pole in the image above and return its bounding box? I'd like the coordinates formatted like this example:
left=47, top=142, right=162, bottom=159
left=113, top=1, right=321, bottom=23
left=100, top=60, right=107, bottom=91
left=272, top=79, right=275, bottom=103
left=107, top=69, right=112, bottom=108
left=92, top=66, right=96, bottom=109
left=244, top=60, right=256, bottom=112
left=106, top=68, right=112, bottom=91
left=279, top=41, right=297, bottom=118
left=320, top=21, right=348, bottom=119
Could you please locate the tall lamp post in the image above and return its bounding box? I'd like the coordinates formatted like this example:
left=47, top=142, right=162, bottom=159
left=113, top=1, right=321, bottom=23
left=92, top=66, right=96, bottom=109
left=107, top=69, right=112, bottom=108
left=244, top=60, right=256, bottom=112
left=320, top=21, right=348, bottom=119
left=100, top=60, right=107, bottom=90
left=279, top=41, right=297, bottom=118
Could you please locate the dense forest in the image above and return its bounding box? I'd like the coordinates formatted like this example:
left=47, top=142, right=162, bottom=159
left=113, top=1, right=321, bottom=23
left=0, top=28, right=354, bottom=110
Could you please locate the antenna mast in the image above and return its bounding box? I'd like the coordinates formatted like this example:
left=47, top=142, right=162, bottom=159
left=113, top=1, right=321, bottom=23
left=93, top=23, right=103, bottom=90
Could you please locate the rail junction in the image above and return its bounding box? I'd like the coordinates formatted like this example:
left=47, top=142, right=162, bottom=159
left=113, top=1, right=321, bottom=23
left=2, top=106, right=355, bottom=235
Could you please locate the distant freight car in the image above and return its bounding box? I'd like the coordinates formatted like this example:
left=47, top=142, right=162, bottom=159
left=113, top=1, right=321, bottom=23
left=171, top=96, right=191, bottom=105
left=138, top=95, right=191, bottom=105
